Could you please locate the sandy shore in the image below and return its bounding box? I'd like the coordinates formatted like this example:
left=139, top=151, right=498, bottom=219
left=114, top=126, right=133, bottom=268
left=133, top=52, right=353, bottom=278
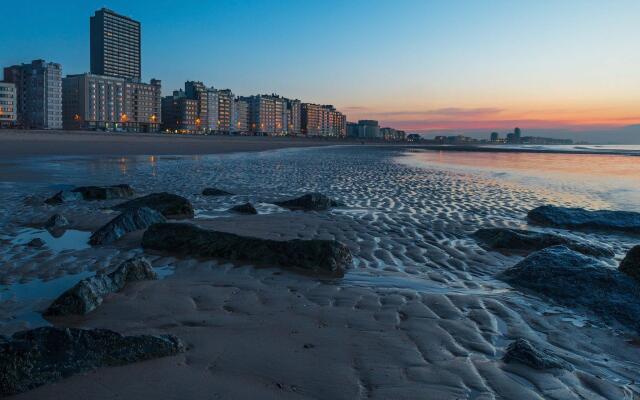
left=2, top=146, right=640, bottom=399
left=0, top=130, right=368, bottom=157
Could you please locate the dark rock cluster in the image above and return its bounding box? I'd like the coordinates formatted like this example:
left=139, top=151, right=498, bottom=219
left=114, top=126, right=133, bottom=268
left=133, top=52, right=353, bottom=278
left=527, top=205, right=640, bottom=233
left=72, top=184, right=134, bottom=201
left=503, top=338, right=571, bottom=370
left=0, top=327, right=184, bottom=397
left=45, top=256, right=158, bottom=316
left=619, top=245, right=640, bottom=284
left=45, top=184, right=134, bottom=205
left=89, top=206, right=166, bottom=245
left=142, top=222, right=351, bottom=276
left=114, top=192, right=194, bottom=219
left=473, top=227, right=614, bottom=257
left=274, top=192, right=342, bottom=211
left=229, top=202, right=258, bottom=215
left=498, top=245, right=640, bottom=331
left=202, top=187, right=233, bottom=196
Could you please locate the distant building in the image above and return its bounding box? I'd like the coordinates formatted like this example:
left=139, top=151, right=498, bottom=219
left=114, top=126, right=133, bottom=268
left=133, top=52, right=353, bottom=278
left=380, top=127, right=406, bottom=141
left=62, top=73, right=125, bottom=131
left=185, top=81, right=208, bottom=133
left=407, top=133, right=421, bottom=142
left=62, top=73, right=160, bottom=132
left=123, top=79, right=162, bottom=132
left=0, top=82, right=17, bottom=127
left=206, top=88, right=219, bottom=132
left=90, top=8, right=141, bottom=81
left=243, top=95, right=276, bottom=135
left=520, top=136, right=573, bottom=145
left=217, top=89, right=234, bottom=132
left=232, top=97, right=249, bottom=133
left=356, top=120, right=381, bottom=139
left=286, top=98, right=301, bottom=135
left=490, top=131, right=499, bottom=142
left=161, top=90, right=198, bottom=133
left=301, top=103, right=346, bottom=137
left=514, top=127, right=522, bottom=142
left=346, top=122, right=359, bottom=138
left=435, top=135, right=479, bottom=144
left=4, top=59, right=63, bottom=129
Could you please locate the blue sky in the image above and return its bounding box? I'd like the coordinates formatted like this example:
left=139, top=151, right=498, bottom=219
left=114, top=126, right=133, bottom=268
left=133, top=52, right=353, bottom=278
left=2, top=0, right=639, bottom=137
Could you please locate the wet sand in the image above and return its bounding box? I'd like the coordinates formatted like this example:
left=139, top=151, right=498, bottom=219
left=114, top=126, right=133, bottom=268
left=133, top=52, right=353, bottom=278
left=0, top=130, right=364, bottom=157
left=2, top=147, right=640, bottom=399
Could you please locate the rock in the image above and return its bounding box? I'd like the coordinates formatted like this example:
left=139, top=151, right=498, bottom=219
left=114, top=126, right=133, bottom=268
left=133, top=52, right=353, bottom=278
left=45, top=256, right=157, bottom=316
left=527, top=205, right=640, bottom=233
left=142, top=223, right=351, bottom=277
left=229, top=202, right=258, bottom=215
left=620, top=245, right=640, bottom=284
left=274, top=192, right=342, bottom=211
left=72, top=184, right=134, bottom=200
left=0, top=326, right=183, bottom=396
left=89, top=207, right=166, bottom=245
left=114, top=192, right=194, bottom=219
left=202, top=188, right=233, bottom=196
left=473, top=227, right=614, bottom=257
left=23, top=195, right=45, bottom=206
left=503, top=338, right=571, bottom=370
left=44, top=190, right=82, bottom=205
left=43, top=214, right=69, bottom=230
left=499, top=246, right=640, bottom=331
left=26, top=238, right=45, bottom=248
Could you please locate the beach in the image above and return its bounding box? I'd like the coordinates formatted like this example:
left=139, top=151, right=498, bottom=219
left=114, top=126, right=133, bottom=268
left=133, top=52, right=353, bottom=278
left=0, top=130, right=371, bottom=157
left=1, top=135, right=640, bottom=399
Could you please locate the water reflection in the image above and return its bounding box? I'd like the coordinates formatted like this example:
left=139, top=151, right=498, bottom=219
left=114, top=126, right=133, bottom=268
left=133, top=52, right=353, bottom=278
left=12, top=228, right=91, bottom=252
left=399, top=150, right=640, bottom=212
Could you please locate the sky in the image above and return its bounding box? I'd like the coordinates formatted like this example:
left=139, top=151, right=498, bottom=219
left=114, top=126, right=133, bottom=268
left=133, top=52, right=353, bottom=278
left=1, top=0, right=639, bottom=141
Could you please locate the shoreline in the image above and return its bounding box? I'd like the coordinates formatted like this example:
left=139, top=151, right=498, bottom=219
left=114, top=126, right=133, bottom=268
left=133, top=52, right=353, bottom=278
left=413, top=144, right=640, bottom=156
left=0, top=130, right=407, bottom=157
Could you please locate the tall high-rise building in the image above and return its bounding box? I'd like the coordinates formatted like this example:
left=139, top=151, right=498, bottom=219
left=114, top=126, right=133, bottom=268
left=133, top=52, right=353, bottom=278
left=90, top=8, right=141, bottom=81
left=4, top=60, right=62, bottom=129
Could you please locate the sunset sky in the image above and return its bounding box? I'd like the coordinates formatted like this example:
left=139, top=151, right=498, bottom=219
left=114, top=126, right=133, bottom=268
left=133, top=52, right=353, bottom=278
left=2, top=0, right=639, bottom=136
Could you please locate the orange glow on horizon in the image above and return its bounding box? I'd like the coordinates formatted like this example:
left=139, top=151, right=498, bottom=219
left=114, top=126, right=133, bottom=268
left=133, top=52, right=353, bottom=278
left=342, top=103, right=640, bottom=132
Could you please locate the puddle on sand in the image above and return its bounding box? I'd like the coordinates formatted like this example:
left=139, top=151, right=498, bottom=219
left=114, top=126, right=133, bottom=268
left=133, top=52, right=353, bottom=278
left=0, top=264, right=175, bottom=333
left=11, top=228, right=92, bottom=252
left=0, top=271, right=94, bottom=332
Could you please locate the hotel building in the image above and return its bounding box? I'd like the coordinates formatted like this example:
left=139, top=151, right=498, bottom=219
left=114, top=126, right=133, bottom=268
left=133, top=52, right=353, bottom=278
left=62, top=74, right=160, bottom=132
